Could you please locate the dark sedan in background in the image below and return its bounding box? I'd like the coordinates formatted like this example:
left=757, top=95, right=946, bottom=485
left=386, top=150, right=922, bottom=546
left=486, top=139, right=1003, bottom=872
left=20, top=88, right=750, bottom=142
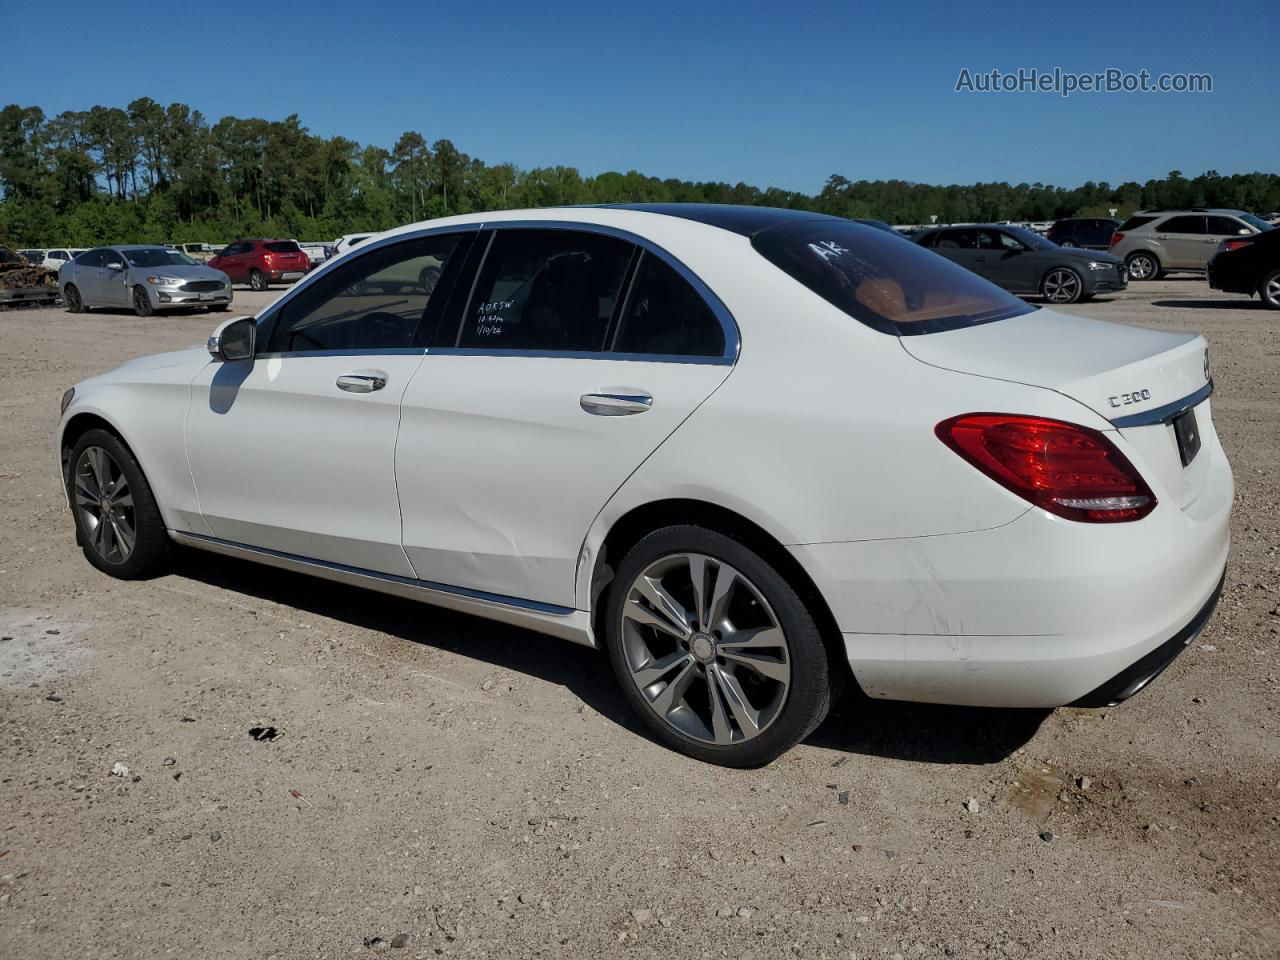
left=1208, top=224, right=1280, bottom=309
left=60, top=246, right=233, bottom=316
left=914, top=224, right=1127, bottom=304
left=1046, top=217, right=1119, bottom=250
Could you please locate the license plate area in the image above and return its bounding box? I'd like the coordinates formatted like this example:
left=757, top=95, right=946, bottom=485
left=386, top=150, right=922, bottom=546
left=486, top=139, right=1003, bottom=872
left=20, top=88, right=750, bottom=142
left=1172, top=408, right=1201, bottom=467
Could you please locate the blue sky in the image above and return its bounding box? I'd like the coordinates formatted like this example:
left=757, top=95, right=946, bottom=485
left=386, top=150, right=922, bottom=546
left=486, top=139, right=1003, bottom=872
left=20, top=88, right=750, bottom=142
left=4, top=0, right=1274, bottom=192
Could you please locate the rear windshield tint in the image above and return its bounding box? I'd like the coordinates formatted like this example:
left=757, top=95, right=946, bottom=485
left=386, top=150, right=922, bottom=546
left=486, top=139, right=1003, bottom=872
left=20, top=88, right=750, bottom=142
left=264, top=241, right=301, bottom=253
left=751, top=220, right=1034, bottom=336
left=1117, top=215, right=1157, bottom=232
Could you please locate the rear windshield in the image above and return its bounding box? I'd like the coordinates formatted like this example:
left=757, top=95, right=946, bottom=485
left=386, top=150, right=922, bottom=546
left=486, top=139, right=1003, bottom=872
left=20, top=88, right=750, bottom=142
left=751, top=220, right=1034, bottom=336
left=124, top=248, right=196, bottom=267
left=1238, top=213, right=1274, bottom=232
left=265, top=241, right=301, bottom=253
left=1118, top=215, right=1157, bottom=232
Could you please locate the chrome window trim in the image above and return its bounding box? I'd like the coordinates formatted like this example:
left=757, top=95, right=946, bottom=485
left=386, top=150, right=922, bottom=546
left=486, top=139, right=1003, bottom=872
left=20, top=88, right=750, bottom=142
left=251, top=219, right=741, bottom=364
left=428, top=347, right=733, bottom=366
left=1110, top=380, right=1213, bottom=428
left=253, top=347, right=428, bottom=360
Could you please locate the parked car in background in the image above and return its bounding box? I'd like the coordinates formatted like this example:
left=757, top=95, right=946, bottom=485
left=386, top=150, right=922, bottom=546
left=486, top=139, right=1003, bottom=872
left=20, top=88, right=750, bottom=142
left=1110, top=209, right=1273, bottom=280
left=60, top=246, right=233, bottom=316
left=166, top=242, right=218, bottom=263
left=45, top=248, right=87, bottom=272
left=1047, top=218, right=1119, bottom=250
left=207, top=239, right=310, bottom=290
left=55, top=205, right=1229, bottom=767
left=19, top=249, right=46, bottom=264
left=331, top=233, right=376, bottom=259
left=1208, top=222, right=1280, bottom=309
left=297, top=241, right=331, bottom=268
left=0, top=245, right=59, bottom=304
left=914, top=224, right=1126, bottom=303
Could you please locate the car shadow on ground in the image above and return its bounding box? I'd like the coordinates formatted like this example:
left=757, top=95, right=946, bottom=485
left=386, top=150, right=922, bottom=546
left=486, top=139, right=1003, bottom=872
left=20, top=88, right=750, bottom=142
left=173, top=551, right=1045, bottom=766
left=1151, top=298, right=1260, bottom=310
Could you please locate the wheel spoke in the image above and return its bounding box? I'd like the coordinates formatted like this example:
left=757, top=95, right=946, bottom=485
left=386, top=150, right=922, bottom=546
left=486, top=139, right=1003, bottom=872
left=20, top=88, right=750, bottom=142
left=706, top=667, right=734, bottom=743
left=632, top=576, right=693, bottom=639
left=110, top=513, right=135, bottom=555
left=719, top=624, right=785, bottom=651
left=708, top=664, right=762, bottom=737
left=633, top=650, right=693, bottom=688
left=74, top=473, right=99, bottom=504
left=87, top=447, right=108, bottom=493
left=648, top=660, right=696, bottom=717
left=705, top=563, right=736, bottom=632
left=721, top=650, right=790, bottom=683
left=96, top=511, right=114, bottom=557
left=624, top=596, right=690, bottom=640
left=687, top=554, right=709, bottom=630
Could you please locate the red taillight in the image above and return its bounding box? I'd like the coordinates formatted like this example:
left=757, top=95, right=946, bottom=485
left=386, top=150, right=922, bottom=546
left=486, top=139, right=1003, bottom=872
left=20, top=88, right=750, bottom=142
left=936, top=414, right=1156, bottom=523
left=1220, top=238, right=1253, bottom=252
left=1109, top=232, right=1124, bottom=247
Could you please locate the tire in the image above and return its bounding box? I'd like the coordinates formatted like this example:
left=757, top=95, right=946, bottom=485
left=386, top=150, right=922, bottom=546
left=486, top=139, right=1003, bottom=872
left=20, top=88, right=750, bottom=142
left=249, top=269, right=268, bottom=292
left=67, top=428, right=170, bottom=579
left=64, top=284, right=85, bottom=313
left=603, top=525, right=833, bottom=767
left=210, top=304, right=230, bottom=312
left=132, top=285, right=154, bottom=317
left=1258, top=268, right=1280, bottom=310
left=1126, top=251, right=1161, bottom=281
left=1059, top=239, right=1078, bottom=248
left=1041, top=266, right=1084, bottom=304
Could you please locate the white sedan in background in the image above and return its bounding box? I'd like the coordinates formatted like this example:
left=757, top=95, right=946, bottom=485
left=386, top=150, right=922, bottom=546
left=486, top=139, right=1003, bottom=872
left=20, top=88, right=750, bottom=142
left=55, top=205, right=1230, bottom=766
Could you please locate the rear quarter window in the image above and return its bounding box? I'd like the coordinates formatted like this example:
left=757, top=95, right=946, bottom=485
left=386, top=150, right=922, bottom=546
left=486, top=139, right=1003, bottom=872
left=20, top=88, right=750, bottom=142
left=751, top=220, right=1034, bottom=336
left=264, top=241, right=302, bottom=253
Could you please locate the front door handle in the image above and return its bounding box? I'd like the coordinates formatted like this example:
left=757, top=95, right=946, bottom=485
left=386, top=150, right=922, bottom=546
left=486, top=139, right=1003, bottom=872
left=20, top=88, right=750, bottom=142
left=336, top=373, right=387, bottom=393
left=580, top=392, right=652, bottom=416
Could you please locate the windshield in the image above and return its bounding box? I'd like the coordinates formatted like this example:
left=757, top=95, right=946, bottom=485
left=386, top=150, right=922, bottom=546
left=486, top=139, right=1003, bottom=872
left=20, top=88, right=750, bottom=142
left=124, top=248, right=197, bottom=267
left=1238, top=213, right=1275, bottom=232
left=752, top=220, right=1035, bottom=336
left=1006, top=227, right=1054, bottom=250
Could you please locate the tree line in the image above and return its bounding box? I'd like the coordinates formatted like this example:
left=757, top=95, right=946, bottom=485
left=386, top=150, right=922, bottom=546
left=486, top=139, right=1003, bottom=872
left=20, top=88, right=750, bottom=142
left=2, top=99, right=1278, bottom=246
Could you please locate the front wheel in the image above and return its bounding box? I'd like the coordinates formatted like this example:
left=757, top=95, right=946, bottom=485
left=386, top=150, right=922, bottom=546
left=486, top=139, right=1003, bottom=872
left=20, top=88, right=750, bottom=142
left=1126, top=251, right=1161, bottom=281
left=1041, top=267, right=1084, bottom=304
left=1258, top=268, right=1280, bottom=310
left=604, top=526, right=833, bottom=767
left=64, top=284, right=85, bottom=313
left=249, top=269, right=268, bottom=291
left=1059, top=239, right=1078, bottom=248
left=132, top=285, right=154, bottom=317
left=68, top=428, right=170, bottom=579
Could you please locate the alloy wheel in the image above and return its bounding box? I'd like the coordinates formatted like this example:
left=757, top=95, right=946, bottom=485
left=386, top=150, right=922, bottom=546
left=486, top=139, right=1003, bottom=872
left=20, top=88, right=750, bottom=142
left=64, top=285, right=81, bottom=311
left=1043, top=268, right=1081, bottom=303
left=1264, top=274, right=1280, bottom=305
left=1128, top=254, right=1156, bottom=280
left=73, top=445, right=136, bottom=564
left=620, top=553, right=791, bottom=745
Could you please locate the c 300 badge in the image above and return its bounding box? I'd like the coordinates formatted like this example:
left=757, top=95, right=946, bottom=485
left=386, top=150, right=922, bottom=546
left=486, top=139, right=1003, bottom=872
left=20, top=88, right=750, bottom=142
left=1108, top=389, right=1151, bottom=408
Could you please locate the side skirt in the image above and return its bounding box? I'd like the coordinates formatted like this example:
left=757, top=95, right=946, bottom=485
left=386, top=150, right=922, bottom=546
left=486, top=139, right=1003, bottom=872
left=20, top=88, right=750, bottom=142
left=168, top=530, right=597, bottom=648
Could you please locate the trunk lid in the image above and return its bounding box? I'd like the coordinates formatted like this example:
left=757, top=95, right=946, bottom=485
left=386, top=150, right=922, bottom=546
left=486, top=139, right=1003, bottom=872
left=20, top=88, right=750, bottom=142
left=902, top=309, right=1215, bottom=508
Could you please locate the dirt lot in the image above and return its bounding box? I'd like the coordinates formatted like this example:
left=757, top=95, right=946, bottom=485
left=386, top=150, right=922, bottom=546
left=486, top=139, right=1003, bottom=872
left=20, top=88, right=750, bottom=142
left=1, top=280, right=1277, bottom=960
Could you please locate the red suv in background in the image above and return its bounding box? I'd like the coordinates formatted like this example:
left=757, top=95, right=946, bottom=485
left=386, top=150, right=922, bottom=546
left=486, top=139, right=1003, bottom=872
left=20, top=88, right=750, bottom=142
left=208, top=239, right=311, bottom=291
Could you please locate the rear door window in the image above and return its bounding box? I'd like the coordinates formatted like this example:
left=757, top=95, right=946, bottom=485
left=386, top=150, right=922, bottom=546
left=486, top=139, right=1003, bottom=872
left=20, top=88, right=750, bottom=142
left=1159, top=215, right=1207, bottom=234
left=1206, top=216, right=1246, bottom=236
left=752, top=219, right=1033, bottom=336
left=935, top=229, right=978, bottom=249
left=611, top=253, right=725, bottom=358
left=456, top=229, right=632, bottom=352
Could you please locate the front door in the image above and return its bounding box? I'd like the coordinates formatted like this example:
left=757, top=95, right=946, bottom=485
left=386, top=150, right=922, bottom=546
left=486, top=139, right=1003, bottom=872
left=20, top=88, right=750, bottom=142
left=397, top=227, right=735, bottom=608
left=99, top=248, right=130, bottom=307
left=185, top=232, right=470, bottom=576
left=976, top=229, right=1033, bottom=292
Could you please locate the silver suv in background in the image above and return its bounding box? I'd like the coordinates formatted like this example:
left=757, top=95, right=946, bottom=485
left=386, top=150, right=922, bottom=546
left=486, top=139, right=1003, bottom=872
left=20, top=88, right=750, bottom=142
left=1111, top=208, right=1274, bottom=280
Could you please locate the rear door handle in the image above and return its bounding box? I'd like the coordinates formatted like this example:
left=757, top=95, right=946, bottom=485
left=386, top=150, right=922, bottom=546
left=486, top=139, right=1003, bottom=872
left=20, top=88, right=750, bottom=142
left=336, top=373, right=387, bottom=393
left=580, top=392, right=652, bottom=416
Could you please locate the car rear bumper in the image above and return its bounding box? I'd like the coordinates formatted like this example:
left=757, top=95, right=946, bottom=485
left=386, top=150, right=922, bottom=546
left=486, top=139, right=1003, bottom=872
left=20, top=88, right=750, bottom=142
left=789, top=432, right=1232, bottom=708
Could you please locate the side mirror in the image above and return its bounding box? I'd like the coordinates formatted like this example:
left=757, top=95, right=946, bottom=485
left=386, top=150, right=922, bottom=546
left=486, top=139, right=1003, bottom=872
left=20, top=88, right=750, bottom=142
left=1238, top=228, right=1252, bottom=235
left=107, top=261, right=124, bottom=272
left=207, top=316, right=256, bottom=362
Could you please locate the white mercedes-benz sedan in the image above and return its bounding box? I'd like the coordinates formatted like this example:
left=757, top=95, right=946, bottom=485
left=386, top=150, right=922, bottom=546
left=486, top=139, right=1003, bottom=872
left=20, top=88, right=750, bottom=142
left=55, top=204, right=1231, bottom=767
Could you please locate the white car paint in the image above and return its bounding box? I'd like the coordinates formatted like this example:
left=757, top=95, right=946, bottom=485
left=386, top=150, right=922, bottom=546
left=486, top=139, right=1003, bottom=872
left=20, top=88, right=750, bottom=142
left=56, top=205, right=1231, bottom=716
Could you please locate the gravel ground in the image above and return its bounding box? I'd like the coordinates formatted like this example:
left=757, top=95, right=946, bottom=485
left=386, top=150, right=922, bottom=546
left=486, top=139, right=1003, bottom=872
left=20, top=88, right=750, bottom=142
left=1, top=279, right=1277, bottom=959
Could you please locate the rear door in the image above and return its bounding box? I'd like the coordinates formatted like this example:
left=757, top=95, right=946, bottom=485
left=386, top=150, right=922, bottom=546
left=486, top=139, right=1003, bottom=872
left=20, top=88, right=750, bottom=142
left=396, top=226, right=735, bottom=608
left=186, top=231, right=472, bottom=575
left=1156, top=215, right=1208, bottom=269
left=214, top=242, right=250, bottom=281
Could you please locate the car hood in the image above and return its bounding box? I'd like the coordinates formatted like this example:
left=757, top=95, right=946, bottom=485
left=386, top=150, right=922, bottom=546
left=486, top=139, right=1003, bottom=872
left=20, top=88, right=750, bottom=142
left=130, top=264, right=229, bottom=281
left=80, top=345, right=211, bottom=388
left=1051, top=246, right=1122, bottom=265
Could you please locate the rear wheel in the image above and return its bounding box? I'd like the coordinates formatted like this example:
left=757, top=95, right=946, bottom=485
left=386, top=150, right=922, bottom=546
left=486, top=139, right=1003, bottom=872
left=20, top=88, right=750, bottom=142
left=249, top=269, right=268, bottom=291
left=1041, top=267, right=1084, bottom=304
left=1126, top=251, right=1161, bottom=281
left=132, top=285, right=153, bottom=317
left=604, top=526, right=832, bottom=767
left=64, top=284, right=84, bottom=313
left=68, top=428, right=170, bottom=579
left=1059, top=239, right=1078, bottom=248
left=1258, top=268, right=1280, bottom=310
